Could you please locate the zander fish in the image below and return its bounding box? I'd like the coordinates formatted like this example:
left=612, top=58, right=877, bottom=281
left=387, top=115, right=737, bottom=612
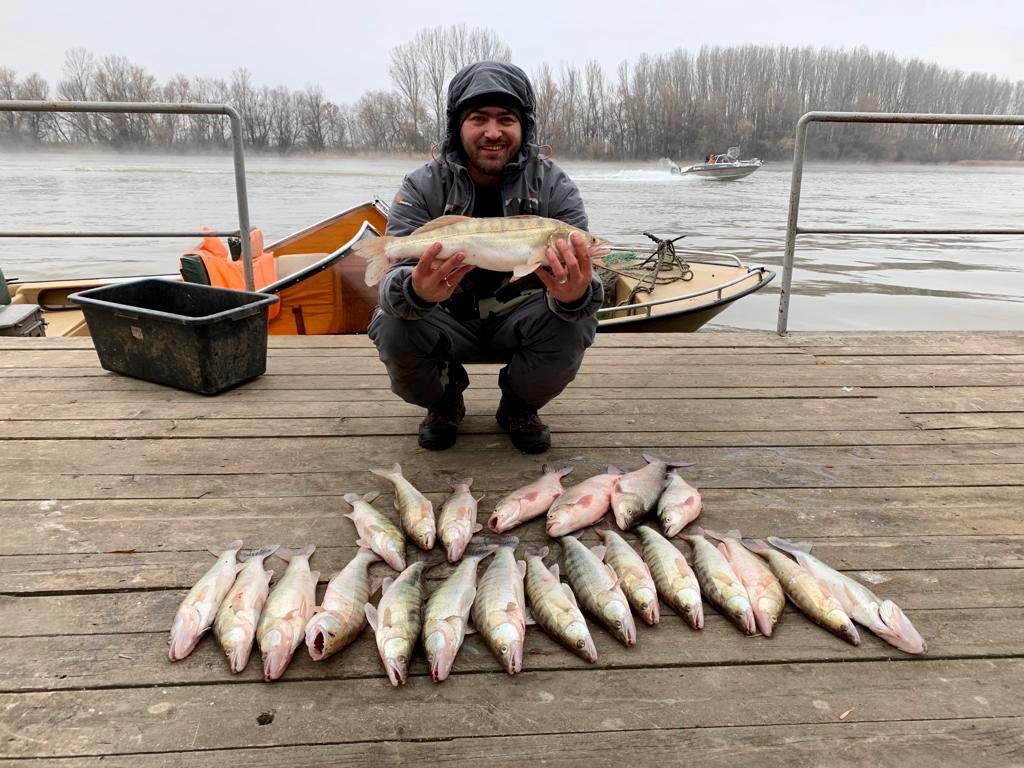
left=490, top=464, right=573, bottom=534
left=472, top=538, right=529, bottom=674
left=546, top=466, right=623, bottom=537
left=365, top=557, right=437, bottom=686
left=343, top=491, right=406, bottom=572
left=422, top=541, right=502, bottom=682
left=370, top=463, right=436, bottom=551
left=768, top=536, right=926, bottom=653
left=636, top=525, right=704, bottom=630
left=304, top=548, right=381, bottom=662
left=213, top=545, right=279, bottom=673
left=611, top=454, right=692, bottom=530
left=595, top=529, right=660, bottom=626
left=703, top=528, right=784, bottom=637
left=657, top=469, right=703, bottom=537
left=523, top=546, right=598, bottom=663
left=257, top=545, right=319, bottom=681
left=439, top=478, right=483, bottom=563
left=560, top=535, right=636, bottom=646
left=679, top=529, right=756, bottom=635
left=168, top=540, right=244, bottom=662
left=743, top=538, right=860, bottom=646
left=357, top=214, right=611, bottom=286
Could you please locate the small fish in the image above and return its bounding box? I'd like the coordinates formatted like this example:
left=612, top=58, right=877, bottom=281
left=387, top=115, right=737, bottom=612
left=422, top=542, right=501, bottom=682
left=595, top=529, right=660, bottom=625
left=657, top=469, right=703, bottom=537
left=704, top=528, right=784, bottom=637
left=768, top=536, right=926, bottom=653
left=168, top=540, right=244, bottom=662
left=679, top=529, right=756, bottom=635
left=523, top=546, right=598, bottom=663
left=560, top=535, right=636, bottom=646
left=213, top=545, right=279, bottom=673
left=257, top=545, right=319, bottom=681
left=370, top=463, right=436, bottom=551
left=490, top=464, right=573, bottom=533
left=743, top=538, right=860, bottom=646
left=365, top=558, right=436, bottom=686
left=304, top=548, right=381, bottom=662
left=439, top=477, right=483, bottom=563
left=357, top=214, right=611, bottom=286
left=343, top=492, right=406, bottom=572
left=472, top=538, right=528, bottom=674
left=546, top=466, right=623, bottom=537
left=611, top=454, right=692, bottom=530
left=636, top=526, right=704, bottom=630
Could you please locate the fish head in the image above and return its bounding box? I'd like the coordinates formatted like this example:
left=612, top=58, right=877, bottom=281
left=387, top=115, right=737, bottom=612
left=877, top=600, right=927, bottom=654
left=218, top=625, right=254, bottom=672
left=753, top=603, right=779, bottom=637
left=660, top=516, right=684, bottom=538
left=489, top=500, right=522, bottom=533
left=261, top=629, right=294, bottom=681
left=411, top=521, right=435, bottom=551
left=633, top=587, right=660, bottom=626
left=602, top=599, right=637, bottom=646
left=489, top=622, right=523, bottom=674
left=826, top=609, right=861, bottom=646
left=424, top=630, right=456, bottom=682
left=725, top=596, right=757, bottom=636
left=304, top=613, right=344, bottom=661
left=611, top=493, right=646, bottom=529
left=546, top=509, right=573, bottom=537
left=382, top=637, right=412, bottom=686
left=168, top=605, right=205, bottom=662
left=384, top=540, right=407, bottom=571
left=564, top=620, right=598, bottom=663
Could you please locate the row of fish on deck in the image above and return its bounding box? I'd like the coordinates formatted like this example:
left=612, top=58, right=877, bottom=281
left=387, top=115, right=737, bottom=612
left=167, top=455, right=927, bottom=685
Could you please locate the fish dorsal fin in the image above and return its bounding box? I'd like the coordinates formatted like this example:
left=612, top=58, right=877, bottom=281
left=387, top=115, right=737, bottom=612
left=768, top=535, right=813, bottom=554
left=517, top=560, right=527, bottom=578
left=208, top=539, right=244, bottom=557
left=364, top=603, right=379, bottom=631
left=411, top=215, right=472, bottom=234
left=472, top=522, right=484, bottom=534
left=524, top=606, right=536, bottom=626
left=590, top=545, right=607, bottom=562
left=464, top=618, right=478, bottom=635
left=604, top=564, right=619, bottom=587
left=561, top=582, right=578, bottom=607
left=548, top=563, right=560, bottom=580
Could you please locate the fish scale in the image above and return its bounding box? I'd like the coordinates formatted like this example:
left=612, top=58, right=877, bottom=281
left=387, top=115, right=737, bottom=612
left=257, top=545, right=318, bottom=681
left=213, top=544, right=278, bottom=673
left=472, top=544, right=527, bottom=675
left=560, top=535, right=637, bottom=646
left=680, top=531, right=756, bottom=635
left=596, top=529, right=660, bottom=626
left=636, top=526, right=704, bottom=630
left=524, top=547, right=598, bottom=663
left=366, top=560, right=431, bottom=686
left=371, top=463, right=436, bottom=551
left=703, top=529, right=784, bottom=637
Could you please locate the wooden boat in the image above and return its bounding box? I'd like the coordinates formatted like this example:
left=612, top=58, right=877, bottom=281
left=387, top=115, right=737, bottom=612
left=5, top=201, right=773, bottom=336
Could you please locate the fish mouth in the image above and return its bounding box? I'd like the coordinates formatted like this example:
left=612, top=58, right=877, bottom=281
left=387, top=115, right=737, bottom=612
left=753, top=609, right=777, bottom=637
left=502, top=644, right=523, bottom=675
left=877, top=600, right=927, bottom=654
left=262, top=645, right=293, bottom=682
left=167, top=609, right=204, bottom=662
left=641, top=601, right=660, bottom=626
left=385, top=658, right=408, bottom=686
left=488, top=514, right=508, bottom=533
left=305, top=628, right=330, bottom=661
left=225, top=644, right=252, bottom=674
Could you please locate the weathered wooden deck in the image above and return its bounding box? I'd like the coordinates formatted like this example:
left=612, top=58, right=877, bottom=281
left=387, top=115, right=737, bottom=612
left=1, top=331, right=1022, bottom=766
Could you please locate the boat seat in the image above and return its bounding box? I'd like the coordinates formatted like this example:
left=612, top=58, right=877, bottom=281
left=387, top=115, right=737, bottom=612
left=179, top=254, right=211, bottom=286
left=275, top=253, right=331, bottom=281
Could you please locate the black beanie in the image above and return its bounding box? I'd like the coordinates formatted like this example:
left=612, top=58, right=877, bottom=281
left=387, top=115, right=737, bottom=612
left=457, top=93, right=524, bottom=127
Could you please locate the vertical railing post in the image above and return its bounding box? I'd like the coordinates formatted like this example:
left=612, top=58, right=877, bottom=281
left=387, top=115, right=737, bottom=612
left=224, top=107, right=254, bottom=290
left=777, top=114, right=811, bottom=335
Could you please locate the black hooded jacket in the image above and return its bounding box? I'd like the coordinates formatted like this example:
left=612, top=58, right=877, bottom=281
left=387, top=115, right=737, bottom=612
left=377, top=60, right=604, bottom=323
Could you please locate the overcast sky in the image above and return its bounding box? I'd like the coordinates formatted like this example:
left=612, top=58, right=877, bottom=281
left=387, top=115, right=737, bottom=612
left=2, top=0, right=1022, bottom=104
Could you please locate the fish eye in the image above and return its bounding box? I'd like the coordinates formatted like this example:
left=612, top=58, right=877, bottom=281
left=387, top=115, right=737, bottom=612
left=500, top=645, right=508, bottom=653
left=614, top=621, right=622, bottom=629
left=398, top=655, right=407, bottom=664
left=576, top=639, right=586, bottom=649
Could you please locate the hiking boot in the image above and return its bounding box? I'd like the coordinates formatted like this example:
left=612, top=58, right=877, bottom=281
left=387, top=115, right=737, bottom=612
left=418, top=364, right=468, bottom=451
left=496, top=395, right=551, bottom=454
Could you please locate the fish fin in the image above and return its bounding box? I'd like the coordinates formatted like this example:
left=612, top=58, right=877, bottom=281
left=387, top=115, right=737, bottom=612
left=517, top=560, right=526, bottom=578
left=412, top=550, right=447, bottom=569
left=504, top=601, right=521, bottom=617
left=544, top=464, right=574, bottom=478
left=234, top=563, right=246, bottom=574
left=237, top=544, right=279, bottom=561
left=607, top=465, right=624, bottom=475
left=465, top=618, right=478, bottom=635
left=701, top=528, right=723, bottom=542
left=354, top=537, right=372, bottom=549
left=381, top=576, right=395, bottom=593
left=715, top=542, right=730, bottom=558
left=364, top=603, right=379, bottom=631
left=561, top=582, right=578, bottom=607
left=449, top=477, right=473, bottom=489
left=357, top=547, right=382, bottom=563
left=362, top=491, right=381, bottom=504
left=674, top=559, right=693, bottom=578
left=274, top=544, right=316, bottom=562
left=511, top=262, right=542, bottom=280
left=590, top=545, right=607, bottom=561
left=768, top=535, right=813, bottom=554
left=411, top=214, right=472, bottom=233
left=310, top=571, right=321, bottom=583
left=549, top=563, right=560, bottom=580
left=207, top=539, right=243, bottom=557
left=473, top=533, right=519, bottom=549
left=524, top=606, right=537, bottom=626
left=603, top=563, right=619, bottom=587
left=525, top=545, right=550, bottom=559
left=343, top=493, right=362, bottom=505
left=725, top=529, right=742, bottom=540
left=472, top=522, right=484, bottom=534
left=643, top=451, right=694, bottom=468
left=355, top=237, right=392, bottom=286
left=741, top=538, right=771, bottom=556
left=367, top=574, right=388, bottom=596
left=368, top=464, right=399, bottom=481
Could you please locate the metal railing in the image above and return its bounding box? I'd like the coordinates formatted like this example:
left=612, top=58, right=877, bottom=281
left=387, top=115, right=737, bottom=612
left=0, top=100, right=257, bottom=290
left=777, top=110, right=1024, bottom=334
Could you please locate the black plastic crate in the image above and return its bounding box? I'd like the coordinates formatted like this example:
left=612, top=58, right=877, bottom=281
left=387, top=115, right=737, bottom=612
left=69, top=279, right=278, bottom=395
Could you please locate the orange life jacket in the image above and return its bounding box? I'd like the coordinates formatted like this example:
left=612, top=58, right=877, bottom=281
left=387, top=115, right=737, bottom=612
left=181, top=229, right=281, bottom=320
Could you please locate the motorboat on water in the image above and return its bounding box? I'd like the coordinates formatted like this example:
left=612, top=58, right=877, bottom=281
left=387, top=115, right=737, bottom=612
left=674, top=147, right=763, bottom=180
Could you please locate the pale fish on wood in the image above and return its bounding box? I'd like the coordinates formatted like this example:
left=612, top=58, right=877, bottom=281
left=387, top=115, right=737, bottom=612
left=471, top=539, right=528, bottom=675
left=546, top=466, right=623, bottom=537
left=213, top=545, right=279, bottom=673
left=439, top=477, right=483, bottom=563
left=304, top=548, right=381, bottom=662
left=703, top=529, right=784, bottom=637
left=523, top=546, right=598, bottom=663
left=560, top=535, right=637, bottom=646
left=489, top=464, right=573, bottom=534
left=657, top=469, right=703, bottom=537
left=595, top=528, right=660, bottom=626
left=636, top=525, right=704, bottom=630
left=343, top=491, right=407, bottom=572
left=257, top=544, right=319, bottom=681
left=679, top=529, right=756, bottom=635
left=611, top=453, right=693, bottom=530
left=370, top=463, right=436, bottom=551
left=168, top=540, right=244, bottom=662
left=365, top=559, right=435, bottom=686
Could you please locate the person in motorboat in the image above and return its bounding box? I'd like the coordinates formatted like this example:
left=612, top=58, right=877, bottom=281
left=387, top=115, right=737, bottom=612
left=367, top=60, right=603, bottom=454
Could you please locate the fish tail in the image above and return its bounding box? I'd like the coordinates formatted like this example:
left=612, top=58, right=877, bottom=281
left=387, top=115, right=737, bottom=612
left=543, top=464, right=574, bottom=477
left=275, top=544, right=316, bottom=562
left=237, top=545, right=279, bottom=561
left=767, top=536, right=813, bottom=554
left=740, top=538, right=772, bottom=556
left=206, top=539, right=243, bottom=557
left=449, top=477, right=473, bottom=489
left=524, top=545, right=550, bottom=559
left=473, top=533, right=519, bottom=549
left=642, top=451, right=694, bottom=469
left=355, top=237, right=392, bottom=286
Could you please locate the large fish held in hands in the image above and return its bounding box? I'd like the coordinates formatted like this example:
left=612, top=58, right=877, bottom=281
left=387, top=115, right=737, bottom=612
left=358, top=214, right=611, bottom=286
left=636, top=526, right=704, bottom=630
left=439, top=478, right=483, bottom=563
left=611, top=454, right=692, bottom=530
left=343, top=491, right=407, bottom=572
left=595, top=529, right=660, bottom=626
left=657, top=469, right=703, bottom=537
left=523, top=546, right=598, bottom=663
left=490, top=464, right=573, bottom=534
left=679, top=529, right=756, bottom=635
left=703, top=529, right=785, bottom=637
left=560, top=535, right=636, bottom=646
left=304, top=548, right=381, bottom=662
left=768, top=536, right=926, bottom=654
left=168, top=540, right=244, bottom=662
left=213, top=545, right=279, bottom=673
left=422, top=541, right=502, bottom=682
left=472, top=538, right=529, bottom=675
left=546, top=466, right=623, bottom=537
left=743, top=538, right=860, bottom=646
left=370, top=463, right=436, bottom=551
left=365, top=558, right=437, bottom=686
left=257, top=545, right=319, bottom=681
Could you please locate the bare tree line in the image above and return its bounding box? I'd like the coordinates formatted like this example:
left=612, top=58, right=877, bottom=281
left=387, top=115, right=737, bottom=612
left=2, top=28, right=1022, bottom=161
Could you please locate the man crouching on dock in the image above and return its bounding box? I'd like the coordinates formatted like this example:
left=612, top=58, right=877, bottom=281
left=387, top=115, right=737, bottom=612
left=368, top=60, right=604, bottom=454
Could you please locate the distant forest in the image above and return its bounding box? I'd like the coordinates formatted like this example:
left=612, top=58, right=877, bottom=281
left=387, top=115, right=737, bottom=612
left=2, top=25, right=1022, bottom=162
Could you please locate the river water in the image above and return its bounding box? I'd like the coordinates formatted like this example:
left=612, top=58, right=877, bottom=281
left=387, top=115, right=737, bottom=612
left=1, top=150, right=1021, bottom=331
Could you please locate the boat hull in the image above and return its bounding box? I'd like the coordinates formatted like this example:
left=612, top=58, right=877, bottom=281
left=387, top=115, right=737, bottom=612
left=684, top=163, right=762, bottom=180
